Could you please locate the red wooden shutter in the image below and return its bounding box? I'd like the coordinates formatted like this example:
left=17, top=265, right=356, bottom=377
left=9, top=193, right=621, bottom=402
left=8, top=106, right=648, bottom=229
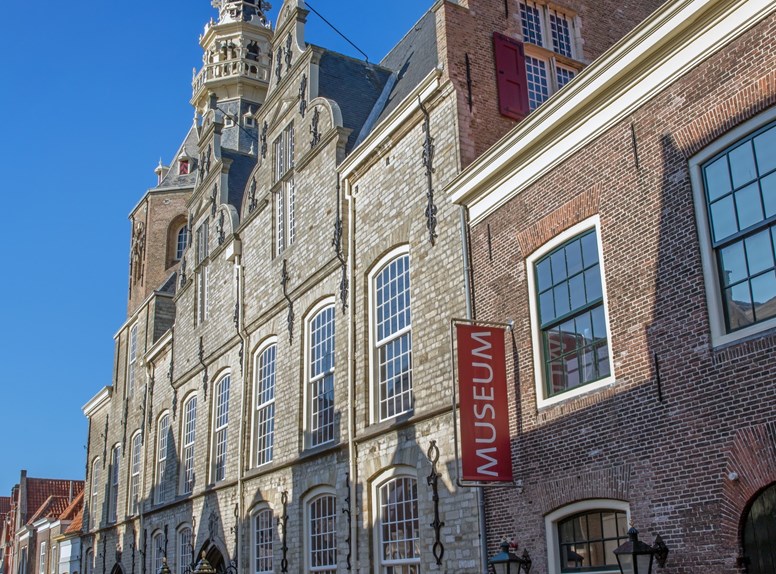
left=493, top=33, right=530, bottom=120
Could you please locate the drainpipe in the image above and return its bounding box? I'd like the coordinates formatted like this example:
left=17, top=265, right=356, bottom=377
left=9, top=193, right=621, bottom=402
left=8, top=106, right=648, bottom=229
left=344, top=177, right=358, bottom=571
left=459, top=205, right=488, bottom=574
left=234, top=245, right=248, bottom=573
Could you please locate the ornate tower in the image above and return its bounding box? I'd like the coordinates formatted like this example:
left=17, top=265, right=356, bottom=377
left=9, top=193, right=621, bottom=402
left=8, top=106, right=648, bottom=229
left=192, top=0, right=274, bottom=152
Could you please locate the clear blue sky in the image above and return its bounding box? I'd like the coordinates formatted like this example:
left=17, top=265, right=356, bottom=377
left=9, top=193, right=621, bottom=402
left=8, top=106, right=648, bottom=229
left=0, top=0, right=432, bottom=496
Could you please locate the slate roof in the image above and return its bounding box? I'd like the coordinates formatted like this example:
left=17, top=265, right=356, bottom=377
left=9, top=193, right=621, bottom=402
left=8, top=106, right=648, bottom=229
left=373, top=10, right=439, bottom=126
left=159, top=272, right=178, bottom=295
left=316, top=51, right=393, bottom=153
left=157, top=124, right=199, bottom=189
left=221, top=149, right=257, bottom=210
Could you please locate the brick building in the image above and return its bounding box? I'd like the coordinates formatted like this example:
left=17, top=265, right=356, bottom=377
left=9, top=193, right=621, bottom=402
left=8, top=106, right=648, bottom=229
left=80, top=1, right=663, bottom=573
left=0, top=473, right=83, bottom=574
left=450, top=0, right=776, bottom=572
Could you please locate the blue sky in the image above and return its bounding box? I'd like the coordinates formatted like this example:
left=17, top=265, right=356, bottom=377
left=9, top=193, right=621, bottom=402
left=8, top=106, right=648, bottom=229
left=0, top=0, right=432, bottom=496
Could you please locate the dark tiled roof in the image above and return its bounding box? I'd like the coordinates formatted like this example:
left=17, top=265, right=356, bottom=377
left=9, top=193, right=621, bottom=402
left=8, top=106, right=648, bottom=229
left=157, top=125, right=199, bottom=189
left=59, top=491, right=83, bottom=523
left=28, top=496, right=70, bottom=523
left=373, top=10, right=438, bottom=126
left=63, top=508, right=83, bottom=535
left=221, top=149, right=257, bottom=210
left=317, top=51, right=393, bottom=153
left=0, top=497, right=10, bottom=515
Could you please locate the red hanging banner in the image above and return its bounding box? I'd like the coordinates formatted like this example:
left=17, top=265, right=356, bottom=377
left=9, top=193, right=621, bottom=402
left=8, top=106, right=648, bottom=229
left=456, top=324, right=513, bottom=482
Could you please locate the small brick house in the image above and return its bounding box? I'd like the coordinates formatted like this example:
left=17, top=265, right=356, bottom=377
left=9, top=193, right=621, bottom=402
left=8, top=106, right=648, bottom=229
left=450, top=0, right=776, bottom=572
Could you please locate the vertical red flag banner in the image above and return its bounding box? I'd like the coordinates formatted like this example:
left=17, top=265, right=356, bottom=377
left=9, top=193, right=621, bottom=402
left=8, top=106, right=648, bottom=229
left=456, top=324, right=513, bottom=482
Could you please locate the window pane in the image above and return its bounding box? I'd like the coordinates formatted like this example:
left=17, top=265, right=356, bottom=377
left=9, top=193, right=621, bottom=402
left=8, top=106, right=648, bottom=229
left=705, top=156, right=732, bottom=201
left=584, top=266, right=603, bottom=302
left=309, top=495, right=336, bottom=572
left=525, top=56, right=549, bottom=110
left=761, top=172, right=776, bottom=218
left=754, top=125, right=776, bottom=174
left=539, top=289, right=556, bottom=324
left=565, top=240, right=583, bottom=275
left=719, top=241, right=747, bottom=286
left=580, top=232, right=599, bottom=267
left=255, top=345, right=276, bottom=467
left=729, top=141, right=758, bottom=189
left=710, top=195, right=738, bottom=242
left=736, top=182, right=764, bottom=230
left=520, top=2, right=543, bottom=45
left=536, top=258, right=553, bottom=291
left=556, top=66, right=576, bottom=89
left=745, top=230, right=774, bottom=275
left=752, top=271, right=776, bottom=322
left=558, top=510, right=626, bottom=573
left=550, top=12, right=573, bottom=57
left=254, top=509, right=274, bottom=574
left=380, top=477, right=420, bottom=571
left=725, top=282, right=753, bottom=330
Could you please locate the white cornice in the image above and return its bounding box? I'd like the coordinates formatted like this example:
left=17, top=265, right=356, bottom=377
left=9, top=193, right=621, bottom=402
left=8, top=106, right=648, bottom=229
left=448, top=0, right=776, bottom=224
left=82, top=386, right=113, bottom=417
left=144, top=329, right=173, bottom=364
left=339, top=68, right=443, bottom=181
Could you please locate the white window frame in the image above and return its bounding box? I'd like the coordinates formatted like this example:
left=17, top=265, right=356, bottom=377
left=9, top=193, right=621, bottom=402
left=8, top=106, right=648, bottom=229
left=273, top=124, right=295, bottom=255
left=544, top=500, right=630, bottom=574
left=90, top=458, right=100, bottom=527
left=176, top=226, right=189, bottom=261
left=304, top=487, right=337, bottom=574
left=49, top=544, right=56, bottom=574
left=690, top=106, right=776, bottom=347
left=151, top=531, right=165, bottom=574
left=39, top=542, right=46, bottom=574
left=177, top=525, right=193, bottom=574
left=368, top=246, right=413, bottom=423
left=212, top=373, right=231, bottom=482
left=526, top=216, right=615, bottom=408
left=304, top=299, right=336, bottom=448
left=252, top=339, right=277, bottom=468
left=108, top=444, right=121, bottom=523
left=250, top=505, right=274, bottom=574
left=371, top=467, right=421, bottom=574
left=196, top=219, right=210, bottom=325
left=181, top=395, right=198, bottom=495
left=128, top=323, right=138, bottom=398
left=155, top=412, right=170, bottom=505
left=128, top=431, right=142, bottom=515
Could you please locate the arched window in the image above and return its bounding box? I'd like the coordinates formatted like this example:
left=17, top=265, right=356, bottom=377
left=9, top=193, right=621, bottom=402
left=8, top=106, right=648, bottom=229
left=252, top=507, right=274, bottom=574
left=90, top=458, right=100, bottom=527
left=108, top=444, right=121, bottom=523
left=371, top=249, right=413, bottom=422
left=545, top=500, right=630, bottom=574
left=375, top=473, right=420, bottom=572
left=151, top=531, right=164, bottom=574
left=213, top=375, right=231, bottom=482
left=307, top=303, right=335, bottom=447
left=155, top=413, right=170, bottom=505
left=253, top=342, right=276, bottom=467
left=176, top=227, right=189, bottom=261
left=306, top=492, right=337, bottom=573
left=84, top=549, right=94, bottom=574
left=129, top=431, right=142, bottom=515
left=181, top=396, right=197, bottom=494
left=177, top=526, right=192, bottom=574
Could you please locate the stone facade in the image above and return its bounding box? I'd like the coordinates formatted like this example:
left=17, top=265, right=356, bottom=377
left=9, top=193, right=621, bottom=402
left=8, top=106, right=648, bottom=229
left=452, top=0, right=776, bottom=572
left=81, top=1, right=664, bottom=573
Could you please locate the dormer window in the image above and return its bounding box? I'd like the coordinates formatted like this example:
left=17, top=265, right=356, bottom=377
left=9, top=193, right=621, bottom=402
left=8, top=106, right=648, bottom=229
left=179, top=159, right=190, bottom=175
left=225, top=115, right=235, bottom=128
left=245, top=116, right=256, bottom=128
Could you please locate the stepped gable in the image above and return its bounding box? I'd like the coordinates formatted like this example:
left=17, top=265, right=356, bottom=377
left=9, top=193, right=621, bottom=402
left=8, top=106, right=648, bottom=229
left=316, top=50, right=392, bottom=153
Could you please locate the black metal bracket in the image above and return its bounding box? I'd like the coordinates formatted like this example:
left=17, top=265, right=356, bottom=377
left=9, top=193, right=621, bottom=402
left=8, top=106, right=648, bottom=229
left=285, top=34, right=293, bottom=71
left=261, top=122, right=268, bottom=159
left=343, top=473, right=352, bottom=570
left=141, top=529, right=147, bottom=574
left=248, top=177, right=258, bottom=214
left=217, top=210, right=225, bottom=246
left=172, top=387, right=178, bottom=421
left=164, top=525, right=169, bottom=558
left=465, top=53, right=473, bottom=112
left=281, top=260, right=294, bottom=343
left=130, top=529, right=136, bottom=574
left=122, top=399, right=129, bottom=454
left=310, top=108, right=321, bottom=148
left=418, top=97, right=438, bottom=245
left=280, top=492, right=290, bottom=573
left=275, top=46, right=283, bottom=83
left=146, top=370, right=154, bottom=433
left=427, top=440, right=445, bottom=566
left=102, top=416, right=109, bottom=468
left=299, top=74, right=307, bottom=117
left=332, top=180, right=348, bottom=314
left=199, top=337, right=208, bottom=400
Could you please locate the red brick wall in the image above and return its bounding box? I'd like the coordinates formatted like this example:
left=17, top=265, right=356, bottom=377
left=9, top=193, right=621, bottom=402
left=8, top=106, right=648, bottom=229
left=469, top=13, right=776, bottom=573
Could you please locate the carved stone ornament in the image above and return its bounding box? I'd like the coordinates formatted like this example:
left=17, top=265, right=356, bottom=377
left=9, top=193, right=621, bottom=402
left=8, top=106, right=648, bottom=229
left=299, top=74, right=307, bottom=117
left=248, top=176, right=258, bottom=214
left=131, top=221, right=146, bottom=283
left=211, top=185, right=218, bottom=217
left=285, top=33, right=293, bottom=71
left=310, top=107, right=321, bottom=148
left=419, top=97, right=438, bottom=245
left=217, top=210, right=226, bottom=246
left=275, top=47, right=283, bottom=82
left=281, top=260, right=294, bottom=343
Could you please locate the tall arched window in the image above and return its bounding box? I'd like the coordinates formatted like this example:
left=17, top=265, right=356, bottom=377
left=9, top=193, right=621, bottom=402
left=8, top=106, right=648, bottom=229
left=129, top=431, right=142, bottom=515
left=90, top=458, right=100, bottom=527
left=307, top=493, right=336, bottom=574
left=177, top=526, right=192, bottom=574
left=254, top=343, right=276, bottom=467
left=252, top=507, right=274, bottom=574
left=181, top=396, right=197, bottom=494
left=155, top=413, right=170, bottom=505
left=176, top=227, right=189, bottom=261
left=376, top=474, right=420, bottom=572
left=151, top=531, right=164, bottom=574
left=213, top=375, right=231, bottom=482
left=371, top=249, right=413, bottom=422
left=84, top=549, right=94, bottom=574
left=108, top=444, right=121, bottom=523
left=307, top=304, right=335, bottom=447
